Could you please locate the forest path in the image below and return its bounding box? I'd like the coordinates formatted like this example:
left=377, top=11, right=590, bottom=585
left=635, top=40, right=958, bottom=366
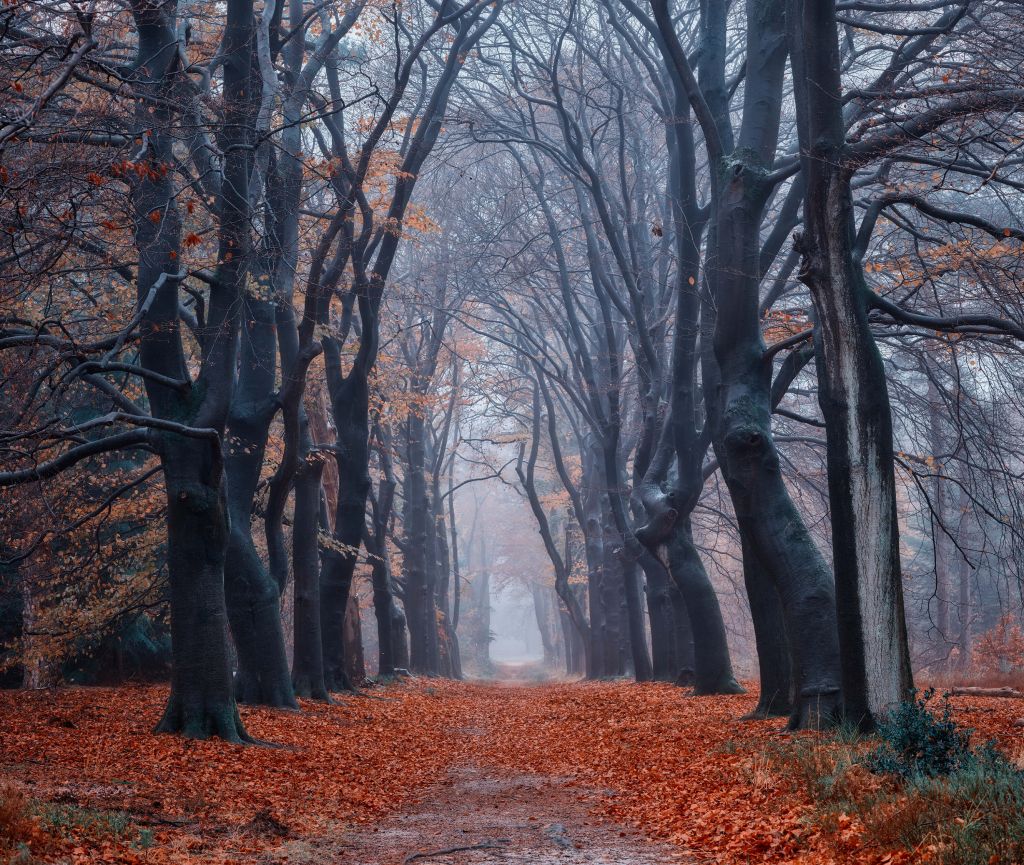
left=326, top=761, right=687, bottom=864
left=268, top=677, right=690, bottom=864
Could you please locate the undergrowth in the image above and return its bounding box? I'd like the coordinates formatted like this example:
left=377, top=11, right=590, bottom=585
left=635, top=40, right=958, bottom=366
left=1, top=785, right=150, bottom=864
left=766, top=690, right=1024, bottom=865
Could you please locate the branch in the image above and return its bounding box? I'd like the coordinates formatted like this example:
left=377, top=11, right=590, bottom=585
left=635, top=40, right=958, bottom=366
left=0, top=430, right=149, bottom=487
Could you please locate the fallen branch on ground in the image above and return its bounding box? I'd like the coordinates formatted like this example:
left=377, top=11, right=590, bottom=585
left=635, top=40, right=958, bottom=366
left=949, top=686, right=1024, bottom=699
left=403, top=839, right=511, bottom=863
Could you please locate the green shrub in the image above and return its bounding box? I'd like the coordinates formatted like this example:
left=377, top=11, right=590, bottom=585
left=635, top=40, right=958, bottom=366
left=38, top=803, right=130, bottom=838
left=864, top=688, right=974, bottom=779
left=860, top=752, right=1024, bottom=865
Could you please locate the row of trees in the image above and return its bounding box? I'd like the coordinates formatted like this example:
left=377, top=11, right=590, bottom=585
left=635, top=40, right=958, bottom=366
left=3, top=0, right=1024, bottom=737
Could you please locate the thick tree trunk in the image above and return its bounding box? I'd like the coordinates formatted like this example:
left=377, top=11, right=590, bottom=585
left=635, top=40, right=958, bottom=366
left=154, top=438, right=251, bottom=741
left=789, top=0, right=913, bottom=728
left=709, top=147, right=843, bottom=728
left=291, top=439, right=330, bottom=701
left=668, top=583, right=695, bottom=686
left=130, top=0, right=254, bottom=740
left=343, top=594, right=365, bottom=684
left=739, top=534, right=792, bottom=718
left=635, top=492, right=739, bottom=693
left=321, top=368, right=372, bottom=692
left=666, top=520, right=743, bottom=695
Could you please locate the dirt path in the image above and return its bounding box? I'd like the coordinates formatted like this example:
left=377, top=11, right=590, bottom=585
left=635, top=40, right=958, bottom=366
left=277, top=761, right=687, bottom=864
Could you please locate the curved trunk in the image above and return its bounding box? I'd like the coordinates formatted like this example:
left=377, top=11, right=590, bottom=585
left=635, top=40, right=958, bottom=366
left=714, top=367, right=842, bottom=727
left=709, top=154, right=843, bottom=730
left=224, top=299, right=295, bottom=708
left=635, top=489, right=739, bottom=693
left=739, top=533, right=792, bottom=718
left=666, top=520, right=744, bottom=695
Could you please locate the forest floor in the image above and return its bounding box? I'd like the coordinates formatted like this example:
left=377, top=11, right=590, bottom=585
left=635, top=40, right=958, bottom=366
left=1, top=676, right=1022, bottom=865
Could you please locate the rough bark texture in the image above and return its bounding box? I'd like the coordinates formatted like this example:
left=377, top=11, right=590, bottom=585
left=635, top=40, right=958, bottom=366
left=789, top=0, right=913, bottom=728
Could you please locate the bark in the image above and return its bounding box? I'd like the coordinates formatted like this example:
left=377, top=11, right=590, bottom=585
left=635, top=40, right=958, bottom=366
left=955, top=484, right=972, bottom=671
left=642, top=552, right=677, bottom=681
left=404, top=409, right=441, bottom=674
left=668, top=583, right=695, bottom=686
left=224, top=296, right=295, bottom=708
left=738, top=533, right=791, bottom=718
left=949, top=687, right=1024, bottom=699
left=365, top=440, right=403, bottom=676
left=291, top=439, right=330, bottom=701
left=320, top=362, right=371, bottom=692
left=926, top=370, right=952, bottom=666
left=445, top=462, right=465, bottom=679
left=664, top=519, right=742, bottom=695
left=153, top=437, right=250, bottom=741
left=343, top=594, right=365, bottom=684
left=789, top=0, right=913, bottom=728
left=660, top=0, right=839, bottom=730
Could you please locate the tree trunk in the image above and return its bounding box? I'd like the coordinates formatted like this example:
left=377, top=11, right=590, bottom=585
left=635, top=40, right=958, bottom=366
left=708, top=145, right=843, bottom=728
left=666, top=520, right=743, bottom=695
left=668, top=583, right=695, bottom=686
left=956, top=485, right=972, bottom=671
left=291, top=436, right=330, bottom=701
left=130, top=0, right=255, bottom=740
left=642, top=552, right=677, bottom=681
left=343, top=594, right=365, bottom=684
left=224, top=297, right=295, bottom=708
left=320, top=368, right=372, bottom=692
left=365, top=463, right=401, bottom=676
left=789, top=0, right=913, bottom=728
left=739, top=534, right=792, bottom=718
left=154, top=438, right=250, bottom=741
left=404, top=409, right=441, bottom=674
left=927, top=370, right=952, bottom=667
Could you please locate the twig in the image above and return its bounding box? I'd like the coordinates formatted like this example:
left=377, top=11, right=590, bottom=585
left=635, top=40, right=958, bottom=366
left=402, top=839, right=510, bottom=863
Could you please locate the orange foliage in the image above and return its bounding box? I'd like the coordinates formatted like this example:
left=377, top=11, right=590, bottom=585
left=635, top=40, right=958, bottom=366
left=974, top=614, right=1024, bottom=677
